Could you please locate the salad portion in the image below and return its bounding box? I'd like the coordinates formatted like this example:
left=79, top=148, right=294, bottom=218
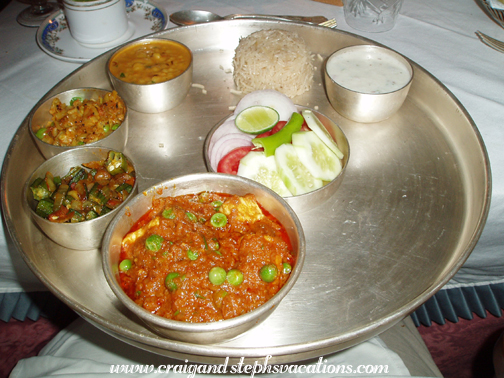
left=208, top=90, right=344, bottom=197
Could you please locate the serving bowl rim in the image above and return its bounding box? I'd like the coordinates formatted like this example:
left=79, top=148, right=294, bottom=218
left=325, top=44, right=414, bottom=96
left=28, top=87, right=128, bottom=152
left=102, top=172, right=306, bottom=332
left=203, top=105, right=350, bottom=200
left=106, top=37, right=193, bottom=87
left=23, top=146, right=138, bottom=227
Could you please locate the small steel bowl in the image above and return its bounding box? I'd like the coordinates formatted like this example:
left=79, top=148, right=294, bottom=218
left=29, top=88, right=128, bottom=160
left=107, top=38, right=193, bottom=113
left=204, top=107, right=350, bottom=214
left=24, top=147, right=138, bottom=251
left=324, top=45, right=413, bottom=123
left=102, top=172, right=305, bottom=344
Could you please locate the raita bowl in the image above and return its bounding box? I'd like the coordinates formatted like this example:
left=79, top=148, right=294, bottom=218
left=324, top=44, right=413, bottom=123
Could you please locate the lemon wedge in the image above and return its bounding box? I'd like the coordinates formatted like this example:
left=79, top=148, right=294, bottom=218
left=235, top=106, right=279, bottom=134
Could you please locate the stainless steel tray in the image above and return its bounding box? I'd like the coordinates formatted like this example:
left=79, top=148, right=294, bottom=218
left=1, top=20, right=491, bottom=364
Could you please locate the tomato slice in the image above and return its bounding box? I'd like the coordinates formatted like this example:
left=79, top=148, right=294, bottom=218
left=217, top=146, right=254, bottom=175
left=256, top=121, right=287, bottom=138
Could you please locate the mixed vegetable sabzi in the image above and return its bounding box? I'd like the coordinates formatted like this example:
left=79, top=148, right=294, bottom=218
left=30, top=151, right=135, bottom=223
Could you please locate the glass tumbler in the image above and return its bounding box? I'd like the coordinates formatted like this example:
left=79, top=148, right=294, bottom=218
left=343, top=0, right=404, bottom=33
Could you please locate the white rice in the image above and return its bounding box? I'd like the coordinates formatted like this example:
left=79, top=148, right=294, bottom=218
left=232, top=29, right=314, bottom=98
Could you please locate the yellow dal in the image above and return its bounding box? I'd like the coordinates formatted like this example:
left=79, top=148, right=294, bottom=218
left=109, top=40, right=191, bottom=85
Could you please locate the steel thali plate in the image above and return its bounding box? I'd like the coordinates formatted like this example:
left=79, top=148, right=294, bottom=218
left=0, top=20, right=491, bottom=364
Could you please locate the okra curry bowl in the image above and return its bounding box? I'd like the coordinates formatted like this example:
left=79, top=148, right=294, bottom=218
left=29, top=88, right=128, bottom=159
left=23, top=147, right=138, bottom=251
left=102, top=173, right=306, bottom=344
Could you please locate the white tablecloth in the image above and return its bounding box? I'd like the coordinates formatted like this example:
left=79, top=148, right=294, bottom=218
left=1, top=0, right=503, bottom=301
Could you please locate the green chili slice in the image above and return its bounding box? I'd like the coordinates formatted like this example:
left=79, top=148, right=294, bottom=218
left=211, top=200, right=223, bottom=209
left=69, top=97, right=83, bottom=106
left=35, top=128, right=47, bottom=140
left=162, top=208, right=176, bottom=219
left=210, top=213, right=227, bottom=228
left=187, top=249, right=198, bottom=261
left=165, top=272, right=179, bottom=292
left=185, top=212, right=197, bottom=222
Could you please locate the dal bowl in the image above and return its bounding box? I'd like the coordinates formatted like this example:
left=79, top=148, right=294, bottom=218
left=29, top=88, right=128, bottom=159
left=204, top=107, right=350, bottom=214
left=324, top=45, right=413, bottom=123
left=102, top=172, right=305, bottom=344
left=24, top=147, right=138, bottom=250
left=107, top=38, right=193, bottom=113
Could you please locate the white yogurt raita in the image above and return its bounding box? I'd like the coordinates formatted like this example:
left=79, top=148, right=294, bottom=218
left=326, top=48, right=411, bottom=94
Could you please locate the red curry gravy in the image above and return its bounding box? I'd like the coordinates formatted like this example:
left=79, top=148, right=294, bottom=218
left=119, top=192, right=295, bottom=323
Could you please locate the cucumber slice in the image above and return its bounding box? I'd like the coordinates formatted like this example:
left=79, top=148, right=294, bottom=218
left=237, top=151, right=292, bottom=197
left=302, top=110, right=344, bottom=159
left=274, top=144, right=323, bottom=195
left=292, top=131, right=342, bottom=181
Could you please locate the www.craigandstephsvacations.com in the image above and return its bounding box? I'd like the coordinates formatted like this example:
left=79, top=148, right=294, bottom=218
left=110, top=356, right=390, bottom=376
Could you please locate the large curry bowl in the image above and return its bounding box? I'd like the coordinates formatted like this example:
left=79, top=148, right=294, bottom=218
left=102, top=172, right=305, bottom=344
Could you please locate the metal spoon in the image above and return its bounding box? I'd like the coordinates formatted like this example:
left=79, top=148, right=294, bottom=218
left=169, top=10, right=327, bottom=26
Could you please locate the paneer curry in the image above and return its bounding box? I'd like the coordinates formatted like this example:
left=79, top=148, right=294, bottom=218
left=118, top=192, right=295, bottom=323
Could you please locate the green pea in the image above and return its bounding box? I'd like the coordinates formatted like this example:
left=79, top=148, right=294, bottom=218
left=103, top=124, right=110, bottom=133
left=119, top=259, right=132, bottom=272
left=260, top=264, right=278, bottom=283
left=112, top=123, right=120, bottom=130
left=165, top=272, right=179, bottom=292
left=187, top=249, right=199, bottom=260
left=162, top=208, right=176, bottom=219
left=145, top=234, right=163, bottom=252
left=210, top=213, right=227, bottom=228
left=208, top=267, right=226, bottom=285
left=227, top=269, right=244, bottom=286
left=186, top=212, right=197, bottom=222
left=282, top=262, right=292, bottom=274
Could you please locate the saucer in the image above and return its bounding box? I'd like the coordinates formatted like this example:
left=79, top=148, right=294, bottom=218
left=36, top=0, right=168, bottom=64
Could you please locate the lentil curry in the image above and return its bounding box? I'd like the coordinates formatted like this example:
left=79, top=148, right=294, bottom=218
left=109, top=40, right=191, bottom=85
left=119, top=192, right=295, bottom=323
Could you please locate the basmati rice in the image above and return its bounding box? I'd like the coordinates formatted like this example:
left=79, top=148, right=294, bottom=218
left=233, top=29, right=314, bottom=98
